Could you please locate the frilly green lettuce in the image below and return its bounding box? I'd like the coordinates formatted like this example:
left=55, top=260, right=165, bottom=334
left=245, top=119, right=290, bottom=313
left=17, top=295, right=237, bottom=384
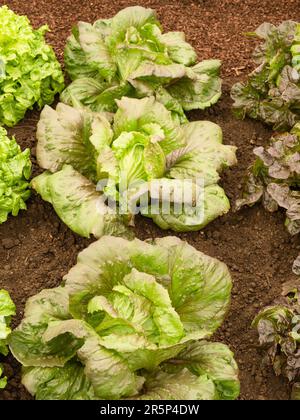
left=9, top=236, right=239, bottom=400
left=253, top=280, right=300, bottom=400
left=0, top=6, right=64, bottom=127
left=0, top=127, right=32, bottom=224
left=0, top=289, right=16, bottom=389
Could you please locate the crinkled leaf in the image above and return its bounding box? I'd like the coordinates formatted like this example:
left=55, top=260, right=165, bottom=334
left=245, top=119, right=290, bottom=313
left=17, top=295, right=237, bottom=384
left=64, top=21, right=116, bottom=81
left=162, top=32, right=197, bottom=66
left=162, top=341, right=240, bottom=400
left=60, top=78, right=133, bottom=113
left=43, top=319, right=143, bottom=399
left=237, top=129, right=300, bottom=237
left=166, top=121, right=237, bottom=186
left=231, top=21, right=300, bottom=130
left=10, top=235, right=238, bottom=400
left=0, top=365, right=7, bottom=390
left=0, top=289, right=15, bottom=357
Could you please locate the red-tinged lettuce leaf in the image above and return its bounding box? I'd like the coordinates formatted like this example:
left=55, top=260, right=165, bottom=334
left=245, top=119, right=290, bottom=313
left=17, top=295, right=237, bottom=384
left=0, top=6, right=64, bottom=127
left=62, top=6, right=222, bottom=118
left=253, top=280, right=300, bottom=398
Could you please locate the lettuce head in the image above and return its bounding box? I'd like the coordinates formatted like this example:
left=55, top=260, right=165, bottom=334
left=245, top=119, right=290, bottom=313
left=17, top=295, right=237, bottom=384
left=9, top=236, right=240, bottom=400
left=32, top=97, right=237, bottom=238
left=0, top=127, right=32, bottom=224
left=231, top=21, right=300, bottom=131
left=253, top=280, right=300, bottom=400
left=0, top=6, right=64, bottom=127
left=0, top=289, right=16, bottom=389
left=236, top=124, right=300, bottom=236
left=61, top=6, right=222, bottom=122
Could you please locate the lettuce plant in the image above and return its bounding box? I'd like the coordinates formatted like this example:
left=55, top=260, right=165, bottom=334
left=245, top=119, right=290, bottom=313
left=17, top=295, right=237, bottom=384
left=236, top=124, right=300, bottom=233
left=9, top=235, right=240, bottom=400
left=61, top=6, right=222, bottom=122
left=0, top=6, right=64, bottom=127
left=231, top=21, right=300, bottom=131
left=253, top=280, right=300, bottom=400
left=0, top=290, right=16, bottom=389
left=31, top=97, right=236, bottom=238
left=0, top=127, right=32, bottom=224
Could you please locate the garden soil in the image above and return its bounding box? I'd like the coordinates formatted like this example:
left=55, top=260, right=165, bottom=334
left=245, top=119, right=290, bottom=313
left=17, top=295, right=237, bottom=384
left=1, top=0, right=300, bottom=401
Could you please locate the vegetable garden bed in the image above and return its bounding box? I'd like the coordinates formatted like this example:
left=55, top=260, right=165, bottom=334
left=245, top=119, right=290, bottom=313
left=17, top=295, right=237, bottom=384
left=1, top=0, right=300, bottom=400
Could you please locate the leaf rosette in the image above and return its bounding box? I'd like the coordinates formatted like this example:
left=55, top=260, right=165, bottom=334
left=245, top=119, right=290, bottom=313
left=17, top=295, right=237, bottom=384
left=61, top=6, right=222, bottom=122
left=32, top=97, right=236, bottom=237
left=0, top=6, right=64, bottom=127
left=253, top=280, right=300, bottom=400
left=231, top=21, right=300, bottom=131
left=0, top=127, right=32, bottom=224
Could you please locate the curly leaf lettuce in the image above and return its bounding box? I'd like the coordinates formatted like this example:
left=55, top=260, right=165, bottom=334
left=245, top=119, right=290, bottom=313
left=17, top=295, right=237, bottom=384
left=253, top=280, right=300, bottom=400
left=33, top=98, right=236, bottom=236
left=62, top=6, right=222, bottom=121
left=9, top=236, right=239, bottom=400
left=31, top=166, right=131, bottom=239
left=0, top=289, right=16, bottom=389
left=0, top=127, right=32, bottom=224
left=237, top=124, right=300, bottom=273
left=231, top=21, right=300, bottom=131
left=0, top=6, right=64, bottom=127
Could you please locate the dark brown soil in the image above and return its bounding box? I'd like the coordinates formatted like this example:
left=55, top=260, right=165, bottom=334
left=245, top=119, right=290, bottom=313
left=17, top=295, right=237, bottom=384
left=1, top=0, right=300, bottom=401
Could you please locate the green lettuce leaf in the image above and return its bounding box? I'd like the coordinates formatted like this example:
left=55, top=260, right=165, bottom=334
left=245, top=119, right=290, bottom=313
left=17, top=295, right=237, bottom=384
left=0, top=127, right=32, bottom=224
left=0, top=365, right=7, bottom=390
left=21, top=342, right=240, bottom=401
left=168, top=60, right=222, bottom=111
left=0, top=6, right=64, bottom=126
left=60, top=78, right=133, bottom=113
left=0, top=289, right=15, bottom=389
left=231, top=21, right=300, bottom=131
left=0, top=289, right=15, bottom=356
left=9, top=235, right=238, bottom=400
left=36, top=103, right=113, bottom=182
left=113, top=96, right=185, bottom=155
left=134, top=179, right=231, bottom=232
left=127, top=121, right=236, bottom=231
left=22, top=363, right=96, bottom=400
left=161, top=32, right=197, bottom=66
